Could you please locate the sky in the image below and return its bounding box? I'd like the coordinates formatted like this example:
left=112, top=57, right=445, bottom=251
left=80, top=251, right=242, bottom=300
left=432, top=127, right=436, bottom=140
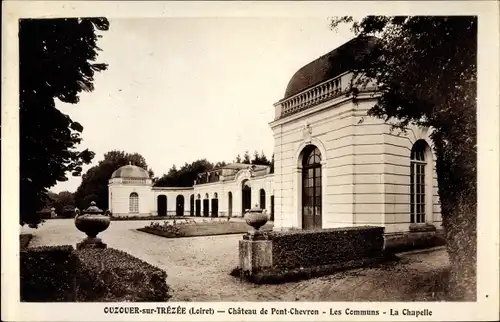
left=52, top=17, right=355, bottom=193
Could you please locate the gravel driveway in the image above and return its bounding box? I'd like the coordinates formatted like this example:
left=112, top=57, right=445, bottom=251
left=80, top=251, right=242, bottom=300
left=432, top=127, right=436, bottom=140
left=22, top=219, right=450, bottom=301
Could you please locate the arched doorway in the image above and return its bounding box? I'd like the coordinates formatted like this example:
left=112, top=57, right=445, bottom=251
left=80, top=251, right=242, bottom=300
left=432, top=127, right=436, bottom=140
left=195, top=194, right=201, bottom=217
left=228, top=192, right=233, bottom=217
left=190, top=195, right=195, bottom=216
left=259, top=189, right=266, bottom=209
left=302, top=145, right=322, bottom=230
left=176, top=195, right=185, bottom=216
left=157, top=195, right=167, bottom=216
left=241, top=180, right=251, bottom=215
left=203, top=193, right=209, bottom=217
left=211, top=192, right=218, bottom=217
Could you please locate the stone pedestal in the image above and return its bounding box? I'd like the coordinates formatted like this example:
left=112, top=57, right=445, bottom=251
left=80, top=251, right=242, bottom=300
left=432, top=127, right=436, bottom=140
left=238, top=239, right=273, bottom=274
left=77, top=237, right=107, bottom=250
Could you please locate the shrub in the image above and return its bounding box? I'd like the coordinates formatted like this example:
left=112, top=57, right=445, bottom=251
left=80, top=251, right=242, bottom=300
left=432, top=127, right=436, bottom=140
left=140, top=219, right=273, bottom=238
left=61, top=205, right=76, bottom=218
left=20, top=245, right=78, bottom=302
left=263, top=226, right=384, bottom=269
left=75, top=248, right=171, bottom=302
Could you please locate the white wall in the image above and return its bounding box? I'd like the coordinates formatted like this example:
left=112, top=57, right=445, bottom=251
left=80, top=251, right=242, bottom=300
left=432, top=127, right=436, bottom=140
left=193, top=171, right=274, bottom=217
left=271, top=80, right=442, bottom=233
left=108, top=182, right=154, bottom=217
left=152, top=188, right=193, bottom=216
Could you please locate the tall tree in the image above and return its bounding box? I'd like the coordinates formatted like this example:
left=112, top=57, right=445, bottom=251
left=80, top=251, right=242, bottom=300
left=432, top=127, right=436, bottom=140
left=74, top=151, right=153, bottom=209
left=19, top=18, right=109, bottom=227
left=242, top=151, right=251, bottom=164
left=331, top=16, right=476, bottom=300
left=251, top=150, right=271, bottom=166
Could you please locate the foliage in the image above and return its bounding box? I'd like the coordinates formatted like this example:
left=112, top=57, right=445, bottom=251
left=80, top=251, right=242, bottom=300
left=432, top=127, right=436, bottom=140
left=43, top=190, right=76, bottom=217
left=20, top=245, right=171, bottom=302
left=76, top=248, right=171, bottom=302
left=20, top=245, right=78, bottom=301
left=214, top=161, right=228, bottom=168
left=265, top=226, right=384, bottom=269
left=251, top=150, right=272, bottom=166
left=74, top=150, right=153, bottom=210
left=139, top=219, right=273, bottom=238
left=242, top=151, right=251, bottom=164
left=154, top=149, right=272, bottom=187
left=19, top=18, right=109, bottom=227
left=331, top=16, right=477, bottom=300
left=154, top=159, right=214, bottom=187
left=270, top=153, right=275, bottom=173
left=234, top=150, right=271, bottom=166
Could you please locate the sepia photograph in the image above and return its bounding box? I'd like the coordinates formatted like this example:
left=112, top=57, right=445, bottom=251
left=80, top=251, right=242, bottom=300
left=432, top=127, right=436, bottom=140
left=2, top=1, right=499, bottom=321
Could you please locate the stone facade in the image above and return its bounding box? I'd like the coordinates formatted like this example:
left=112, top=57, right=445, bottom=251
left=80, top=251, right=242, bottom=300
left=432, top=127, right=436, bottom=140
left=108, top=164, right=274, bottom=218
left=109, top=36, right=443, bottom=243
left=270, top=85, right=442, bottom=234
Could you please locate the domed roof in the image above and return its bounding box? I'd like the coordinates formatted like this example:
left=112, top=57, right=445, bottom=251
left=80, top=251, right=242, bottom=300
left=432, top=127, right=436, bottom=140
left=111, top=164, right=150, bottom=179
left=283, top=36, right=379, bottom=99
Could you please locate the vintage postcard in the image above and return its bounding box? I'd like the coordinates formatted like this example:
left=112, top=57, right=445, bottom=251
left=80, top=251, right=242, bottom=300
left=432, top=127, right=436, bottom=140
left=2, top=1, right=499, bottom=321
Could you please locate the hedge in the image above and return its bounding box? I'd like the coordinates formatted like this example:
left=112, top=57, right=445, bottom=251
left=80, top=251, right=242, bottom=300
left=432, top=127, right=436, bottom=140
left=20, top=245, right=78, bottom=302
left=20, top=246, right=171, bottom=302
left=259, top=226, right=385, bottom=270
left=76, top=248, right=170, bottom=302
left=139, top=220, right=273, bottom=238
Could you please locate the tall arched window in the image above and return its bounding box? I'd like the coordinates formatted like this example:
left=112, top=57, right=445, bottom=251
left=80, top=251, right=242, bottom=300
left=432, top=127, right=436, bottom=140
left=129, top=192, right=139, bottom=213
left=302, top=145, right=322, bottom=230
left=259, top=189, right=266, bottom=209
left=410, top=140, right=429, bottom=224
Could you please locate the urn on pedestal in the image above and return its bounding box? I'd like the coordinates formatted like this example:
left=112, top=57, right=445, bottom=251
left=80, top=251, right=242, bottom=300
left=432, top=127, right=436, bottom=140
left=74, top=201, right=111, bottom=250
left=244, top=204, right=268, bottom=239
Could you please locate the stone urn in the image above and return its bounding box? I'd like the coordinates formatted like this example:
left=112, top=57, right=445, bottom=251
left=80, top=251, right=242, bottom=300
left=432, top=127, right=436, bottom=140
left=74, top=201, right=111, bottom=249
left=244, top=204, right=268, bottom=237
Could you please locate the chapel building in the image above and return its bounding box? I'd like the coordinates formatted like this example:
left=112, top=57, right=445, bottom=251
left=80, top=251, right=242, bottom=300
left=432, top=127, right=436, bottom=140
left=108, top=35, right=442, bottom=240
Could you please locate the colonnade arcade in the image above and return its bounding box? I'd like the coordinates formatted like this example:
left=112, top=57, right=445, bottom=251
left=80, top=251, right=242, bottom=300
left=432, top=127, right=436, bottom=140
left=153, top=189, right=274, bottom=219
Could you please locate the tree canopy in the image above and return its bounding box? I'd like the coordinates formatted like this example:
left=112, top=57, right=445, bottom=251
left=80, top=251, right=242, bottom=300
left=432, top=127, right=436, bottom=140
left=154, top=150, right=273, bottom=187
left=43, top=191, right=76, bottom=218
left=74, top=151, right=154, bottom=210
left=331, top=16, right=476, bottom=300
left=19, top=18, right=109, bottom=226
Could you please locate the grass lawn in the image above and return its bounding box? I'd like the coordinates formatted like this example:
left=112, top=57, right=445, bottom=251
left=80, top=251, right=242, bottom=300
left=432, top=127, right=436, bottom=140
left=138, top=220, right=274, bottom=238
